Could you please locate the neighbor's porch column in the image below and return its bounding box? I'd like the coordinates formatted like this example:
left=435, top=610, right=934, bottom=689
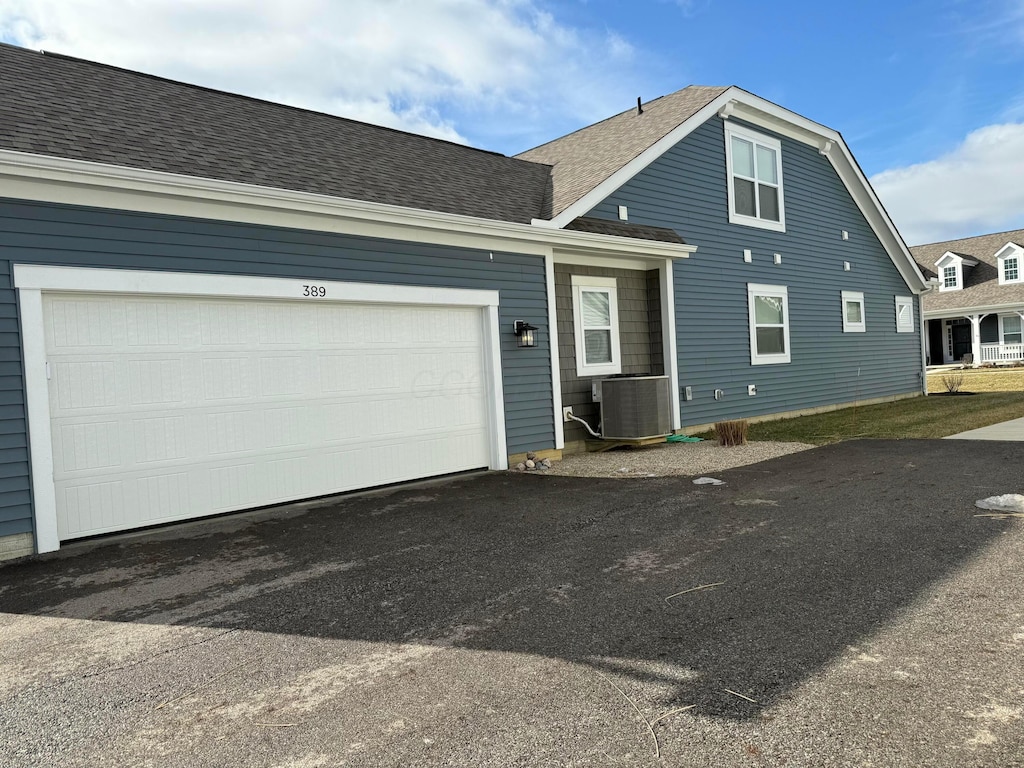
left=967, top=313, right=989, bottom=366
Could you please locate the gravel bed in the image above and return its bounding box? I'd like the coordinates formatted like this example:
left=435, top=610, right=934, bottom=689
left=541, top=439, right=815, bottom=478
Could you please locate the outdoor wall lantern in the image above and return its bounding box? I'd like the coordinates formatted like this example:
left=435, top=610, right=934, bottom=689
left=513, top=320, right=538, bottom=348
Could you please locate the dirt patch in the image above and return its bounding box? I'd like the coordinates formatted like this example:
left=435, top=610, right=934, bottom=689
left=544, top=440, right=814, bottom=478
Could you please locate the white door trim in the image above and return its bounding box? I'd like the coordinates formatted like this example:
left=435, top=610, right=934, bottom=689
left=14, top=265, right=507, bottom=553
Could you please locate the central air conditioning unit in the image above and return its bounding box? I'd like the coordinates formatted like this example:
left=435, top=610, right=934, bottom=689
left=598, top=375, right=672, bottom=440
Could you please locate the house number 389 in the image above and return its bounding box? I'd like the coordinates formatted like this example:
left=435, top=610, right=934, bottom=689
left=302, top=284, right=327, bottom=297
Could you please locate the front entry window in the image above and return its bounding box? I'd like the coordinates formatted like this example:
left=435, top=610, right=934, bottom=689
left=571, top=275, right=621, bottom=376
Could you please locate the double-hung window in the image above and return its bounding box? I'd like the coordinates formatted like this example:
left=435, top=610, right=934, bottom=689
left=942, top=265, right=958, bottom=289
left=895, top=296, right=914, bottom=333
left=841, top=291, right=866, bottom=333
left=571, top=275, right=621, bottom=376
left=1003, top=256, right=1020, bottom=283
left=1001, top=315, right=1023, bottom=345
left=747, top=284, right=791, bottom=365
left=725, top=124, right=785, bottom=232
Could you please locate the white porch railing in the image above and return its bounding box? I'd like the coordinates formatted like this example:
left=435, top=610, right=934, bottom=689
left=981, top=342, right=1024, bottom=363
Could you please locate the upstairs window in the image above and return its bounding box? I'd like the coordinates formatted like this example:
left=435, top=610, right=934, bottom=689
left=725, top=124, right=785, bottom=232
left=841, top=291, right=866, bottom=333
left=942, top=265, right=958, bottom=289
left=1004, top=257, right=1019, bottom=282
left=571, top=275, right=621, bottom=377
left=996, top=243, right=1024, bottom=284
left=936, top=251, right=975, bottom=291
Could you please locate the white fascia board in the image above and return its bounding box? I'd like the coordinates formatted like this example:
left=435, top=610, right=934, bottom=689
left=545, top=88, right=743, bottom=229
left=540, top=87, right=927, bottom=295
left=937, top=251, right=978, bottom=267
left=818, top=142, right=927, bottom=294
left=0, top=149, right=693, bottom=262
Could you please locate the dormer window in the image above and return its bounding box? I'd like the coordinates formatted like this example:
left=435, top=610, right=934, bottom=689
left=942, top=265, right=958, bottom=289
left=996, top=242, right=1024, bottom=285
left=935, top=251, right=977, bottom=292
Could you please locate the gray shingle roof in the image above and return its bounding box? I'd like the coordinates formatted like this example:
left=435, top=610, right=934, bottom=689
left=515, top=86, right=728, bottom=217
left=564, top=216, right=685, bottom=244
left=910, top=229, right=1024, bottom=312
left=0, top=44, right=553, bottom=224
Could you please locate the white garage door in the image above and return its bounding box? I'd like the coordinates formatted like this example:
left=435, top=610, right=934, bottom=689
left=43, top=293, right=492, bottom=540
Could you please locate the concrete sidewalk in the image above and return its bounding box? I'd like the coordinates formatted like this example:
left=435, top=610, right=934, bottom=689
left=945, top=415, right=1024, bottom=440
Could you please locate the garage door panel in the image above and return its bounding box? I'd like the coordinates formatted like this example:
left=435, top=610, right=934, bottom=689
left=129, top=358, right=186, bottom=405
left=58, top=420, right=122, bottom=472
left=48, top=298, right=118, bottom=349
left=200, top=302, right=255, bottom=346
left=43, top=292, right=494, bottom=540
left=60, top=479, right=128, bottom=539
left=132, top=415, right=190, bottom=463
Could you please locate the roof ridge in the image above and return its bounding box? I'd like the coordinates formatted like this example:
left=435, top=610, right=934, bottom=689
left=913, top=226, right=1024, bottom=249
left=28, top=45, right=536, bottom=164
left=514, top=85, right=728, bottom=157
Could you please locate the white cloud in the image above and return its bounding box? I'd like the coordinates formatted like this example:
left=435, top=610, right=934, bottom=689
left=0, top=0, right=641, bottom=150
left=871, top=122, right=1024, bottom=245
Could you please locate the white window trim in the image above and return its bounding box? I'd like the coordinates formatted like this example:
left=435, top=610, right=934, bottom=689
left=895, top=296, right=914, bottom=333
left=571, top=275, right=621, bottom=377
left=999, top=314, right=1023, bottom=345
left=996, top=243, right=1024, bottom=285
left=841, top=291, right=866, bottom=333
left=941, top=264, right=959, bottom=290
left=935, top=252, right=975, bottom=292
left=724, top=123, right=786, bottom=233
left=747, top=283, right=791, bottom=365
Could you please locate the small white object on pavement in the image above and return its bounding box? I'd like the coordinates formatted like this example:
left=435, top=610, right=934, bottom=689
left=693, top=477, right=725, bottom=485
left=975, top=494, right=1024, bottom=512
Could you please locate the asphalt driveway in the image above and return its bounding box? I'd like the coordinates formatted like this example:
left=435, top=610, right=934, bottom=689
left=1, top=439, right=1023, bottom=767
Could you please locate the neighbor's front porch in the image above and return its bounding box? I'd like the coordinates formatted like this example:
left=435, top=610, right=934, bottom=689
left=925, top=311, right=1024, bottom=366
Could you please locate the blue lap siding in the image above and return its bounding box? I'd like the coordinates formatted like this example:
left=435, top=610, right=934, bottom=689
left=588, top=117, right=922, bottom=427
left=0, top=198, right=555, bottom=538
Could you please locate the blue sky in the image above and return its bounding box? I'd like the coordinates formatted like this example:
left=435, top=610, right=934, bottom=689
left=3, top=0, right=1024, bottom=244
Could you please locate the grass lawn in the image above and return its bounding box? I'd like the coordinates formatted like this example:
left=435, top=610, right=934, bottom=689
left=702, top=392, right=1024, bottom=445
left=926, top=368, right=1024, bottom=393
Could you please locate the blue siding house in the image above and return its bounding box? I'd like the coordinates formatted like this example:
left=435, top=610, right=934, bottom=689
left=0, top=44, right=926, bottom=558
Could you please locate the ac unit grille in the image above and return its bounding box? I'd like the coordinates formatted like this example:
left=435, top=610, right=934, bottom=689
left=600, top=376, right=672, bottom=440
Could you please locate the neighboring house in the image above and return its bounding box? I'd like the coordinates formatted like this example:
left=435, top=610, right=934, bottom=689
left=911, top=229, right=1024, bottom=366
left=0, top=44, right=927, bottom=560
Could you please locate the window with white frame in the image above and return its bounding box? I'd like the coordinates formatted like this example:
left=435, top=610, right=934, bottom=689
left=942, top=265, right=958, bottom=289
left=571, top=275, right=621, bottom=376
left=1004, top=257, right=1019, bottom=283
left=996, top=243, right=1024, bottom=284
left=747, top=283, right=790, bottom=365
left=895, top=296, right=914, bottom=333
left=725, top=123, right=785, bottom=232
left=841, top=291, right=866, bottom=333
left=1001, top=315, right=1023, bottom=345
